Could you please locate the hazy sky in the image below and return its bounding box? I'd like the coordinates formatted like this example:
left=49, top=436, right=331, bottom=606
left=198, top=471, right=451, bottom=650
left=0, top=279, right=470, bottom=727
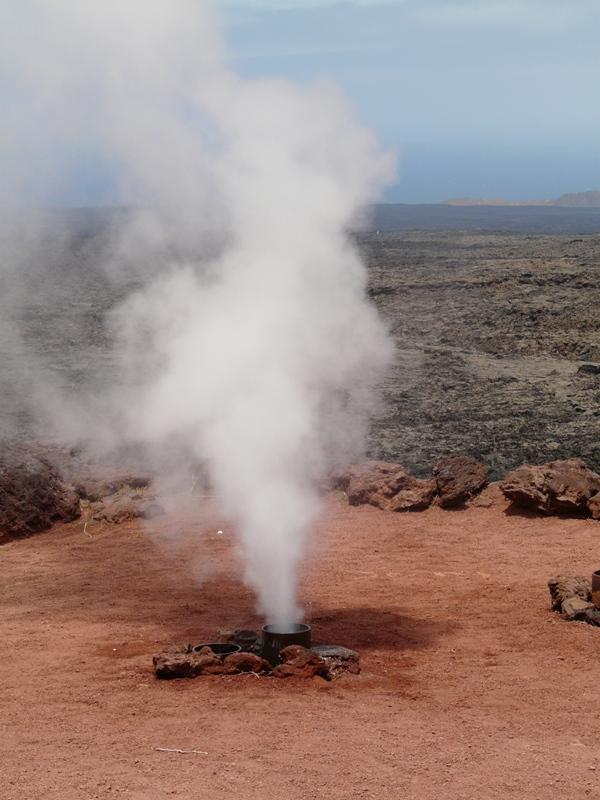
left=2, top=0, right=599, bottom=204
left=221, top=0, right=600, bottom=201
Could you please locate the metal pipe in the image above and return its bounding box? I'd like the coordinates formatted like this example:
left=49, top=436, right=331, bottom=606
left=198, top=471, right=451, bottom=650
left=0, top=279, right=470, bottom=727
left=261, top=623, right=311, bottom=665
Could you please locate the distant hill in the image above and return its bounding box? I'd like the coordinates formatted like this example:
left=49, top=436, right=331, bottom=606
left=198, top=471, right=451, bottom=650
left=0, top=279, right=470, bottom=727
left=553, top=191, right=600, bottom=207
left=371, top=203, right=600, bottom=234
left=445, top=190, right=600, bottom=208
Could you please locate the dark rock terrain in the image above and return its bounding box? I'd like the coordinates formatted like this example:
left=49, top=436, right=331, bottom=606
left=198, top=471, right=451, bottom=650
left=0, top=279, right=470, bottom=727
left=3, top=211, right=600, bottom=480
left=363, top=230, right=600, bottom=477
left=0, top=443, right=80, bottom=543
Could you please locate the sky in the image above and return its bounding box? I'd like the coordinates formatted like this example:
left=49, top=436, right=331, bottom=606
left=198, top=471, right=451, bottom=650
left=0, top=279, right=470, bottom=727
left=2, top=0, right=599, bottom=205
left=220, top=0, right=600, bottom=202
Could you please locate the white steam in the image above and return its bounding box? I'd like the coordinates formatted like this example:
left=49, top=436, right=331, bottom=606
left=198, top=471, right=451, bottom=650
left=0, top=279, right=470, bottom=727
left=0, top=1, right=394, bottom=624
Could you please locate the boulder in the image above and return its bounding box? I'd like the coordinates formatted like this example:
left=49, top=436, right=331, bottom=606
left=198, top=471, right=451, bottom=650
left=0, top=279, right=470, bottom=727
left=334, top=460, right=404, bottom=493
left=433, top=455, right=488, bottom=507
left=548, top=575, right=591, bottom=612
left=312, top=645, right=360, bottom=677
left=74, top=473, right=151, bottom=502
left=501, top=459, right=600, bottom=515
left=0, top=442, right=81, bottom=543
left=345, top=461, right=436, bottom=513
left=91, top=491, right=164, bottom=523
left=272, top=645, right=330, bottom=679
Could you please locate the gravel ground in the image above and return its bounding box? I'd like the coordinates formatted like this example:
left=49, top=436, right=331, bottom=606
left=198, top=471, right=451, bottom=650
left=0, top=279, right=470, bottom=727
left=364, top=230, right=600, bottom=476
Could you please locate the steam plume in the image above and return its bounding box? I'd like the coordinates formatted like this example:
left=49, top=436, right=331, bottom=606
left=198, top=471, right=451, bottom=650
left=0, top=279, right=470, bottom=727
left=1, top=1, right=394, bottom=624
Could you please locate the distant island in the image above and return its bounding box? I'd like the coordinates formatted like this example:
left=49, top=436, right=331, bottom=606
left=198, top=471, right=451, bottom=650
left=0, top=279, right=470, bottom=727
left=444, top=190, right=600, bottom=208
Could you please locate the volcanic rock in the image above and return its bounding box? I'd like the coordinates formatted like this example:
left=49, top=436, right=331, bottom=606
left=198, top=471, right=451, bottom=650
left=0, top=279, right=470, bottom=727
left=560, top=596, right=595, bottom=621
left=433, top=455, right=488, bottom=507
left=345, top=461, right=436, bottom=512
left=0, top=442, right=81, bottom=543
left=91, top=491, right=164, bottom=523
left=153, top=648, right=223, bottom=679
left=501, top=459, right=600, bottom=515
left=272, top=645, right=330, bottom=679
left=74, top=473, right=152, bottom=502
left=577, top=363, right=600, bottom=375
left=218, top=628, right=261, bottom=652
left=153, top=646, right=270, bottom=679
left=548, top=575, right=591, bottom=612
left=581, top=608, right=600, bottom=626
left=333, top=461, right=401, bottom=492
left=588, top=492, right=600, bottom=520
left=222, top=652, right=270, bottom=674
left=312, top=645, right=360, bottom=677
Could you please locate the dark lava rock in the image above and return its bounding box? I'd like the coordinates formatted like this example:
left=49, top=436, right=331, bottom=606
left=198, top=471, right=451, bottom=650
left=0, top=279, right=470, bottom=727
left=345, top=461, right=436, bottom=512
left=433, top=455, right=489, bottom=507
left=361, top=232, right=600, bottom=479
left=312, top=645, right=360, bottom=677
left=0, top=443, right=81, bottom=543
left=577, top=363, right=600, bottom=375
left=272, top=645, right=330, bottom=679
left=548, top=575, right=591, bottom=612
left=501, top=459, right=600, bottom=515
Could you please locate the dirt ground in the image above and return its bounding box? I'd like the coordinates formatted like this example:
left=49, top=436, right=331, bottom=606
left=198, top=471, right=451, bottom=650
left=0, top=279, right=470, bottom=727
left=3, top=492, right=600, bottom=799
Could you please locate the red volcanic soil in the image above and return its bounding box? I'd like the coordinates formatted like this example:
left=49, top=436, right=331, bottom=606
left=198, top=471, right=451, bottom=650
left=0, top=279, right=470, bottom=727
left=3, top=492, right=600, bottom=799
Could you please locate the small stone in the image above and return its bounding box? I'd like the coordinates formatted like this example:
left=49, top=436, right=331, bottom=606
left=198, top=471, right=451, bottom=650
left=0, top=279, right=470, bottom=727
left=578, top=363, right=600, bottom=375
left=561, top=596, right=595, bottom=621
left=196, top=646, right=216, bottom=657
left=153, top=650, right=222, bottom=679
left=218, top=628, right=260, bottom=652
left=312, top=644, right=361, bottom=677
left=272, top=645, right=330, bottom=679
